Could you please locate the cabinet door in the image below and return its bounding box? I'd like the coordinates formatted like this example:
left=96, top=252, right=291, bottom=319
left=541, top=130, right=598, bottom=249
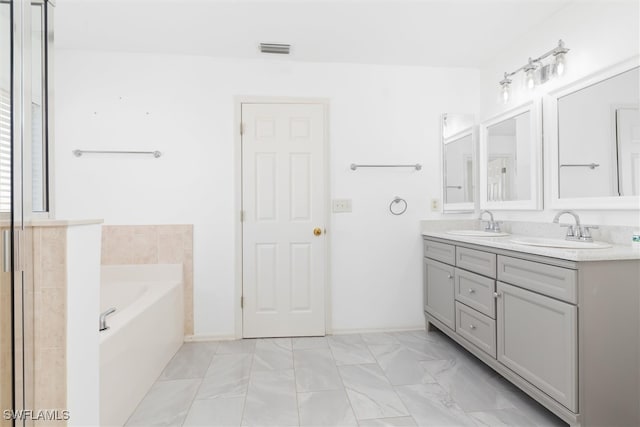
left=496, top=282, right=577, bottom=411
left=423, top=258, right=456, bottom=330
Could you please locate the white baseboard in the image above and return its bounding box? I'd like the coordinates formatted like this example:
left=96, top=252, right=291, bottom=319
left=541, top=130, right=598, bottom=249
left=185, top=326, right=426, bottom=342
left=328, top=326, right=426, bottom=335
left=184, top=333, right=238, bottom=342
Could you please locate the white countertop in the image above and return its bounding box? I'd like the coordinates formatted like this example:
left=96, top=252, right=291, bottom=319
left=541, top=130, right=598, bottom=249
left=422, top=230, right=640, bottom=262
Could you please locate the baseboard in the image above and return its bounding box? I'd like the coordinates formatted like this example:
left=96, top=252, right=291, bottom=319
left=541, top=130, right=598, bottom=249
left=184, top=333, right=237, bottom=342
left=328, top=326, right=426, bottom=335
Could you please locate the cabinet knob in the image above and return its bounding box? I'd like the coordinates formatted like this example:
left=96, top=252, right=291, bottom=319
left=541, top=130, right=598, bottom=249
left=468, top=288, right=475, bottom=294
left=447, top=274, right=453, bottom=279
left=493, top=292, right=502, bottom=298
left=469, top=324, right=476, bottom=330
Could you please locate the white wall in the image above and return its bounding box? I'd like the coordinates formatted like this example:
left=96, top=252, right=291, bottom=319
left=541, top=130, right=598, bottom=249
left=54, top=51, right=479, bottom=336
left=477, top=0, right=640, bottom=226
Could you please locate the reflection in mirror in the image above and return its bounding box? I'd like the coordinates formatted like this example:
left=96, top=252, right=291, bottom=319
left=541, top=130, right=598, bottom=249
left=486, top=111, right=531, bottom=202
left=444, top=133, right=474, bottom=204
left=442, top=113, right=475, bottom=211
left=558, top=67, right=640, bottom=198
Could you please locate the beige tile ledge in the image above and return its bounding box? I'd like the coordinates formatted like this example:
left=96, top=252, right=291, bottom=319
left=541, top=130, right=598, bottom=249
left=0, top=219, right=104, bottom=227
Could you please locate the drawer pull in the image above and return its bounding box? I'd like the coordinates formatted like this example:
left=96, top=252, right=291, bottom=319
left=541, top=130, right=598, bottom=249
left=468, top=288, right=475, bottom=294
left=469, top=324, right=476, bottom=329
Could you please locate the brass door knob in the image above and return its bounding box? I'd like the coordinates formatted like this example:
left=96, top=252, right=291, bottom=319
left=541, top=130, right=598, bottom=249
left=313, top=227, right=322, bottom=236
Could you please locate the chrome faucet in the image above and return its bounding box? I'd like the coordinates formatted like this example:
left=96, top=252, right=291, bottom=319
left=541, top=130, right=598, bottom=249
left=99, top=307, right=116, bottom=331
left=479, top=210, right=502, bottom=233
left=553, top=210, right=598, bottom=242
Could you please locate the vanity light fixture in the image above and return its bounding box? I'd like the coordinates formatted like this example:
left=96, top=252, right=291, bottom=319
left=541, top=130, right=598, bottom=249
left=498, top=39, right=570, bottom=102
left=499, top=73, right=512, bottom=104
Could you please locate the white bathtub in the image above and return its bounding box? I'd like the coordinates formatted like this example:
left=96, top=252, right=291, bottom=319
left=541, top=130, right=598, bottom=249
left=99, top=264, right=184, bottom=427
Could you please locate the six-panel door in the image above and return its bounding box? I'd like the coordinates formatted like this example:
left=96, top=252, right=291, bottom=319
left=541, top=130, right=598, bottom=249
left=423, top=258, right=456, bottom=330
left=242, top=103, right=326, bottom=338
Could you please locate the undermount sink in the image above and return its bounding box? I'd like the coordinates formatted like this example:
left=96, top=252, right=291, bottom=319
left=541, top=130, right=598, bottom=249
left=509, top=237, right=612, bottom=249
left=446, top=230, right=510, bottom=237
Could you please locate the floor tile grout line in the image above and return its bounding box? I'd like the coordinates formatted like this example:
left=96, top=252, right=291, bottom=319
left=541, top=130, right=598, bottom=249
left=239, top=348, right=255, bottom=426
left=178, top=377, right=204, bottom=427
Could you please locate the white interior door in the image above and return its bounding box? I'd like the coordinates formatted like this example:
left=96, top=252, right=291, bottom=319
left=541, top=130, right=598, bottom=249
left=241, top=103, right=326, bottom=338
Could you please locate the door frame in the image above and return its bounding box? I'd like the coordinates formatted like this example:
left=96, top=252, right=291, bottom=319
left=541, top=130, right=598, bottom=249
left=233, top=96, right=331, bottom=339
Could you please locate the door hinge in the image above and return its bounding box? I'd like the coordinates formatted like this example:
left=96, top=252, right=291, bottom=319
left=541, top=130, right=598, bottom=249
left=240, top=210, right=245, bottom=222
left=240, top=122, right=244, bottom=135
left=240, top=296, right=244, bottom=308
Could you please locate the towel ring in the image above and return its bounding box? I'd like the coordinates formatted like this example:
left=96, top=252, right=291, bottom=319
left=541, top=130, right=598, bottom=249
left=389, top=197, right=407, bottom=216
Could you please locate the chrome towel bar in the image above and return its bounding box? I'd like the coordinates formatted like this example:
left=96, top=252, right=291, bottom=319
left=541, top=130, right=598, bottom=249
left=73, top=149, right=162, bottom=158
left=350, top=163, right=422, bottom=171
left=559, top=163, right=599, bottom=170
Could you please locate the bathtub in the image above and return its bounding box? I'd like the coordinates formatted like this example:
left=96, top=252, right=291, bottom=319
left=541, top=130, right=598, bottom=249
left=99, top=264, right=184, bottom=427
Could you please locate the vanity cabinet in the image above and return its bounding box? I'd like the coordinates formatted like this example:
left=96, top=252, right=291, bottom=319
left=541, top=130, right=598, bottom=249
left=422, top=236, right=640, bottom=427
left=423, top=258, right=455, bottom=330
left=496, top=281, right=577, bottom=411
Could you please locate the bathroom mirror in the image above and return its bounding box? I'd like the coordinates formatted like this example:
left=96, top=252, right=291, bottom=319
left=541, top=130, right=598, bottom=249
left=548, top=60, right=640, bottom=209
left=479, top=101, right=542, bottom=210
left=441, top=113, right=476, bottom=212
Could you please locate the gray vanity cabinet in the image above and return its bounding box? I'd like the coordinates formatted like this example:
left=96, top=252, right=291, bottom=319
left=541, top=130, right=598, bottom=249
left=496, top=281, right=577, bottom=411
left=422, top=235, right=640, bottom=427
left=423, top=258, right=455, bottom=330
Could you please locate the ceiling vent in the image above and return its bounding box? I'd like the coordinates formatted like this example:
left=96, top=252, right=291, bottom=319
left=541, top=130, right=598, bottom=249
left=259, top=43, right=291, bottom=55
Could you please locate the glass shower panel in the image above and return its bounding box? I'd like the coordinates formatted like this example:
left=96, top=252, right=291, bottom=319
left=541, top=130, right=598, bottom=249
left=0, top=1, right=13, bottom=425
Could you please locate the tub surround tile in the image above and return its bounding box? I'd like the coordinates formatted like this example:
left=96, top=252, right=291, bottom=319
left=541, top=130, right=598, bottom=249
left=328, top=335, right=376, bottom=366
left=197, top=354, right=252, bottom=399
left=126, top=379, right=200, bottom=426
left=101, top=224, right=194, bottom=334
left=293, top=348, right=342, bottom=392
left=338, top=364, right=409, bottom=420
left=242, top=369, right=299, bottom=427
left=394, top=383, right=477, bottom=427
left=182, top=396, right=245, bottom=427
left=160, top=342, right=218, bottom=380
left=297, top=390, right=357, bottom=427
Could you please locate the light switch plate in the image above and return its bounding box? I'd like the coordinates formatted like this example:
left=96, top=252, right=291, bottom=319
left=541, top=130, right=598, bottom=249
left=332, top=199, right=352, bottom=213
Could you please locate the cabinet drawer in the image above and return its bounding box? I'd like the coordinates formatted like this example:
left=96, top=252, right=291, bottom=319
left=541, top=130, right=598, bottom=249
left=456, top=247, right=496, bottom=278
left=455, top=268, right=496, bottom=318
left=456, top=302, right=496, bottom=358
left=497, top=256, right=577, bottom=304
left=424, top=239, right=455, bottom=265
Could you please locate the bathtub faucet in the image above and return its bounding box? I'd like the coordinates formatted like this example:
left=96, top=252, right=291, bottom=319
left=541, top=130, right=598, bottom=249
left=99, top=307, right=117, bottom=331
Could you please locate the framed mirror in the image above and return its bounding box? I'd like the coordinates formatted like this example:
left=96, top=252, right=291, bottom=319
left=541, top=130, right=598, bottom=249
left=479, top=100, right=542, bottom=210
left=548, top=59, right=640, bottom=210
left=441, top=113, right=476, bottom=212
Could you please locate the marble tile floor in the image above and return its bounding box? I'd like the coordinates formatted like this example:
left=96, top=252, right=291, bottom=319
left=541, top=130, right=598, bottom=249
left=125, top=330, right=568, bottom=427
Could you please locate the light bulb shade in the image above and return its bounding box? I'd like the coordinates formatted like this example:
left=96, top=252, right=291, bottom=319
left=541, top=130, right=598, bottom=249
left=501, top=83, right=510, bottom=103
left=555, top=53, right=566, bottom=76
left=525, top=69, right=535, bottom=89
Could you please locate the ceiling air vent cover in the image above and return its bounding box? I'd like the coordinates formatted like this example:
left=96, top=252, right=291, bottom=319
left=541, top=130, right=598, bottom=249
left=259, top=43, right=290, bottom=55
